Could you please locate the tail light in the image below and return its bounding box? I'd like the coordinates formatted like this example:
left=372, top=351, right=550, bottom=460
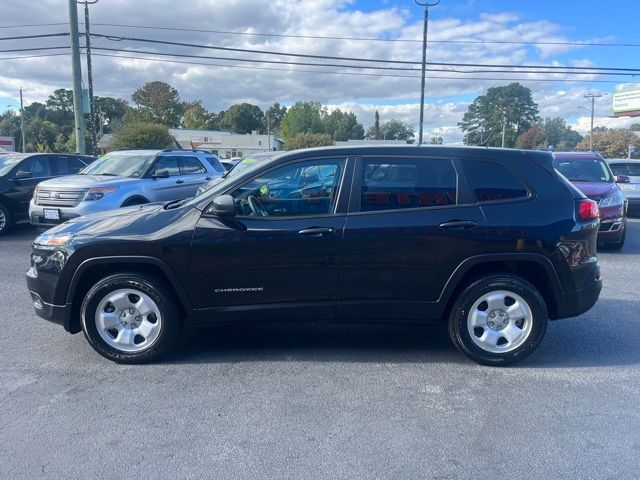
left=577, top=199, right=599, bottom=221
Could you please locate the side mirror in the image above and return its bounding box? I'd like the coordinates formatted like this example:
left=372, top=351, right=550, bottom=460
left=14, top=170, right=32, bottom=179
left=208, top=194, right=236, bottom=218
left=615, top=174, right=631, bottom=184
left=151, top=169, right=170, bottom=179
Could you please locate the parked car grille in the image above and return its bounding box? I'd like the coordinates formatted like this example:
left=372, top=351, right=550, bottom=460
left=36, top=187, right=87, bottom=207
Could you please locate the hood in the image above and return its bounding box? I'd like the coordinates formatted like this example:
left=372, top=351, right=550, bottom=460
left=571, top=181, right=617, bottom=201
left=37, top=174, right=142, bottom=188
left=44, top=203, right=165, bottom=237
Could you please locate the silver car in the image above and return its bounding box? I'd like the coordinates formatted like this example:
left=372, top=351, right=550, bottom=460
left=29, top=149, right=224, bottom=227
left=608, top=159, right=640, bottom=216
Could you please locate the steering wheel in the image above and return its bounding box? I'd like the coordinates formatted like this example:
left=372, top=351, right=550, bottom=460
left=247, top=195, right=268, bottom=216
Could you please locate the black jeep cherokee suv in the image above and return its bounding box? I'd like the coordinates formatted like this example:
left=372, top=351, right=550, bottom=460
left=26, top=146, right=602, bottom=366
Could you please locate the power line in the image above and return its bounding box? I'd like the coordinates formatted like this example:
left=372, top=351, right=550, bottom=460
left=0, top=22, right=67, bottom=29
left=89, top=32, right=640, bottom=73
left=91, top=46, right=640, bottom=76
left=90, top=52, right=638, bottom=84
left=0, top=46, right=70, bottom=53
left=0, top=32, right=69, bottom=41
left=90, top=22, right=640, bottom=48
left=0, top=52, right=70, bottom=60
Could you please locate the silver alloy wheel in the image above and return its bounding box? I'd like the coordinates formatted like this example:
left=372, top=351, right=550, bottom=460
left=95, top=288, right=162, bottom=353
left=0, top=209, right=6, bottom=230
left=466, top=290, right=533, bottom=354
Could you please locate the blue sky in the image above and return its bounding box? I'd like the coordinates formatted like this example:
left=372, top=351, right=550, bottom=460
left=1, top=0, right=638, bottom=142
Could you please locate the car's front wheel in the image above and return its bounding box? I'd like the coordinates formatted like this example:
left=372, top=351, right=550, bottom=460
left=0, top=202, right=12, bottom=235
left=448, top=275, right=548, bottom=366
left=81, top=273, right=181, bottom=363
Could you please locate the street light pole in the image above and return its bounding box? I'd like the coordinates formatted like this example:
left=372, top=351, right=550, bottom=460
left=67, top=0, right=86, bottom=154
left=80, top=0, right=99, bottom=155
left=19, top=87, right=26, bottom=152
left=415, top=0, right=439, bottom=146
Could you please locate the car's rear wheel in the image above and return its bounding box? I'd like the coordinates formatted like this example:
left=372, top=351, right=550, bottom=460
left=81, top=273, right=181, bottom=363
left=0, top=203, right=12, bottom=235
left=448, top=275, right=548, bottom=366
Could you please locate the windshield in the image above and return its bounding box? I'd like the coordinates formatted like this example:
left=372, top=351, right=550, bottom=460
left=0, top=154, right=29, bottom=176
left=80, top=152, right=157, bottom=177
left=610, top=163, right=640, bottom=177
left=227, top=154, right=274, bottom=179
left=552, top=158, right=612, bottom=183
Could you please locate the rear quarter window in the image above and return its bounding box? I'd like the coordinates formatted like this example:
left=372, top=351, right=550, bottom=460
left=463, top=160, right=528, bottom=202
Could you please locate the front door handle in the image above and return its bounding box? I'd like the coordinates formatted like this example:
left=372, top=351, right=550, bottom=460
left=175, top=179, right=184, bottom=184
left=439, top=220, right=477, bottom=229
left=298, top=227, right=335, bottom=238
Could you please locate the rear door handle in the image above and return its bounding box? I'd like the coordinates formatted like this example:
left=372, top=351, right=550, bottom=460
left=298, top=227, right=335, bottom=238
left=439, top=220, right=477, bottom=229
left=175, top=179, right=184, bottom=184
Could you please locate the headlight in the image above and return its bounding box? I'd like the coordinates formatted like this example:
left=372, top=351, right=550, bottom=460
left=84, top=186, right=119, bottom=201
left=34, top=232, right=74, bottom=247
left=599, top=191, right=624, bottom=208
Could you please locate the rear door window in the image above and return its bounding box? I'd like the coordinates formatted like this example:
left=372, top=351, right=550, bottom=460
left=359, top=157, right=457, bottom=212
left=151, top=156, right=180, bottom=176
left=462, top=160, right=528, bottom=202
left=179, top=156, right=206, bottom=175
left=205, top=156, right=226, bottom=173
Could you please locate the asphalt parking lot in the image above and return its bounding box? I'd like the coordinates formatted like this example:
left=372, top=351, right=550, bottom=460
left=1, top=221, right=639, bottom=479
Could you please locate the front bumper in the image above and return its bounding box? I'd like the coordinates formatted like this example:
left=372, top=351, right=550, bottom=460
left=26, top=266, right=76, bottom=332
left=29, top=198, right=114, bottom=227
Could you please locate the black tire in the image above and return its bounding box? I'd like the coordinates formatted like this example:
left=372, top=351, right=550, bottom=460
left=80, top=273, right=182, bottom=364
left=0, top=202, right=12, bottom=236
left=448, top=275, right=548, bottom=366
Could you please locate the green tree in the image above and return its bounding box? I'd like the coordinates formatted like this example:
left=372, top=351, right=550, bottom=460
left=322, top=108, right=364, bottom=141
left=577, top=128, right=640, bottom=158
left=95, top=96, right=128, bottom=133
left=25, top=120, right=60, bottom=152
left=285, top=132, right=334, bottom=151
left=264, top=102, right=287, bottom=134
left=280, top=101, right=325, bottom=140
left=379, top=119, right=415, bottom=142
left=0, top=111, right=22, bottom=151
left=629, top=123, right=640, bottom=132
left=111, top=123, right=175, bottom=150
left=516, top=124, right=546, bottom=149
left=368, top=110, right=381, bottom=140
left=131, top=81, right=183, bottom=127
left=220, top=103, right=264, bottom=134
left=459, top=83, right=540, bottom=147
left=182, top=101, right=210, bottom=129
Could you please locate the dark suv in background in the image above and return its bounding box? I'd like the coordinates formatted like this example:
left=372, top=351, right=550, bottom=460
left=26, top=146, right=602, bottom=366
left=0, top=153, right=95, bottom=235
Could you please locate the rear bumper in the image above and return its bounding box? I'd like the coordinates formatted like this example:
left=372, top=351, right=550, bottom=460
left=553, top=266, right=602, bottom=319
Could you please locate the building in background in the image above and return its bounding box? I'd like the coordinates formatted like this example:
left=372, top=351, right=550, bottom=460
left=334, top=139, right=410, bottom=146
left=168, top=129, right=283, bottom=158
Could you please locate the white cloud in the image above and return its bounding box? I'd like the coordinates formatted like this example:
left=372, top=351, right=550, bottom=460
left=0, top=0, right=636, bottom=144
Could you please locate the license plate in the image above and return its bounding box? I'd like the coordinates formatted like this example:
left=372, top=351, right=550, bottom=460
left=43, top=209, right=60, bottom=220
left=619, top=184, right=636, bottom=190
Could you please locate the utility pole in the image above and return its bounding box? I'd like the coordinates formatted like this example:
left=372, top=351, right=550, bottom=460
left=415, top=0, right=440, bottom=145
left=267, top=115, right=271, bottom=151
left=19, top=87, right=26, bottom=152
left=584, top=92, right=604, bottom=150
left=80, top=0, right=99, bottom=155
left=501, top=107, right=507, bottom=148
left=68, top=0, right=86, bottom=154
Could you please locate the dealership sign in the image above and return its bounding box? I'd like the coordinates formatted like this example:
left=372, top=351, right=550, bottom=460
left=612, top=89, right=640, bottom=116
left=0, top=136, right=15, bottom=151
